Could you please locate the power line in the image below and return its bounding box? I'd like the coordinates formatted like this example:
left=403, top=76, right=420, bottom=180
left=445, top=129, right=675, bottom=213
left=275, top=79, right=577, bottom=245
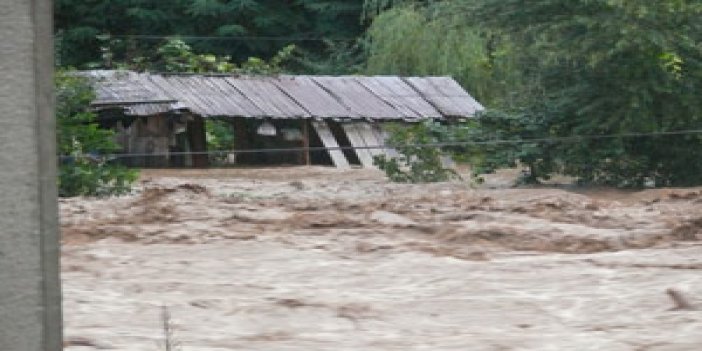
left=56, top=34, right=360, bottom=42
left=61, top=128, right=702, bottom=160
left=54, top=33, right=470, bottom=43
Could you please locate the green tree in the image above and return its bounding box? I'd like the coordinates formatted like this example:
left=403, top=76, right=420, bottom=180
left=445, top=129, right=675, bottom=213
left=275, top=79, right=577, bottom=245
left=55, top=0, right=366, bottom=70
left=464, top=0, right=702, bottom=187
left=56, top=71, right=138, bottom=197
left=363, top=2, right=526, bottom=106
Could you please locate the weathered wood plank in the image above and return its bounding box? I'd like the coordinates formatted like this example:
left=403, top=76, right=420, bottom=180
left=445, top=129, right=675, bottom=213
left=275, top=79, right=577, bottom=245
left=311, top=121, right=350, bottom=169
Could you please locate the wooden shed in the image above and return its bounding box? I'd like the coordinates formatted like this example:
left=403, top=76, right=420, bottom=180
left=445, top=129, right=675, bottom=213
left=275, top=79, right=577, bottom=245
left=85, top=70, right=483, bottom=168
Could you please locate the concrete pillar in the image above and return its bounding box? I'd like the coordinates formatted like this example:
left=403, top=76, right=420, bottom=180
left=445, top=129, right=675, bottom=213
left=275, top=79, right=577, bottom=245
left=0, top=0, right=63, bottom=350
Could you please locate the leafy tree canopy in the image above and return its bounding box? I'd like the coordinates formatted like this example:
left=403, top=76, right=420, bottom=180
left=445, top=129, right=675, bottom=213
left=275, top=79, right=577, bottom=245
left=456, top=0, right=702, bottom=186
left=363, top=3, right=526, bottom=106
left=367, top=0, right=702, bottom=187
left=56, top=0, right=365, bottom=69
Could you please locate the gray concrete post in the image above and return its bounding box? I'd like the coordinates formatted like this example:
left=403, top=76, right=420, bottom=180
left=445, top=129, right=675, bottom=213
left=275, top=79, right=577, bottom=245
left=0, top=0, right=63, bottom=350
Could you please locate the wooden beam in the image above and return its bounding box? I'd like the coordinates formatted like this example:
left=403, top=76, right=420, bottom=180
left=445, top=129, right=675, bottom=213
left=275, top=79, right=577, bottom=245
left=187, top=115, right=209, bottom=168
left=233, top=118, right=249, bottom=164
left=302, top=120, right=311, bottom=166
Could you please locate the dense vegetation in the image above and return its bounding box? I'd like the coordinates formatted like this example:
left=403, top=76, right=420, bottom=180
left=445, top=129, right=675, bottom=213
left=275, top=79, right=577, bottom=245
left=55, top=0, right=365, bottom=69
left=56, top=0, right=702, bottom=187
left=364, top=0, right=702, bottom=186
left=373, top=122, right=459, bottom=183
left=56, top=72, right=138, bottom=197
left=483, top=0, right=702, bottom=187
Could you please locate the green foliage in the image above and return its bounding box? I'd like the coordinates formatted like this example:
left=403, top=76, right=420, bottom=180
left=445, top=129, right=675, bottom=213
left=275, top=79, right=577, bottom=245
left=362, top=0, right=421, bottom=19
left=370, top=0, right=702, bottom=187
left=435, top=109, right=556, bottom=185
left=239, top=43, right=297, bottom=74
left=374, top=123, right=459, bottom=183
left=55, top=0, right=366, bottom=70
left=122, top=38, right=297, bottom=74
left=205, top=119, right=237, bottom=165
left=206, top=120, right=235, bottom=151
left=462, top=0, right=702, bottom=187
left=151, top=39, right=237, bottom=73
left=56, top=71, right=138, bottom=197
left=58, top=161, right=138, bottom=197
left=290, top=40, right=366, bottom=75
left=363, top=3, right=527, bottom=106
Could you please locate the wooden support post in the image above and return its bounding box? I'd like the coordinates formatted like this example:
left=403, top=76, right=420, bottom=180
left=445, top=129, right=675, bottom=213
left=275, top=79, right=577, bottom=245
left=233, top=118, right=249, bottom=165
left=187, top=115, right=209, bottom=168
left=302, top=120, right=311, bottom=166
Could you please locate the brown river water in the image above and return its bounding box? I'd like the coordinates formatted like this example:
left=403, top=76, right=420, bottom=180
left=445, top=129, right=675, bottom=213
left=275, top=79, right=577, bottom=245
left=60, top=167, right=702, bottom=350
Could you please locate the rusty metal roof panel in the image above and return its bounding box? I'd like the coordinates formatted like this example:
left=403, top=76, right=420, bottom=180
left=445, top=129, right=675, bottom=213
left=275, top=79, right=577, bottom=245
left=404, top=77, right=484, bottom=117
left=311, top=76, right=402, bottom=120
left=272, top=75, right=354, bottom=119
left=223, top=77, right=311, bottom=119
left=354, top=76, right=443, bottom=120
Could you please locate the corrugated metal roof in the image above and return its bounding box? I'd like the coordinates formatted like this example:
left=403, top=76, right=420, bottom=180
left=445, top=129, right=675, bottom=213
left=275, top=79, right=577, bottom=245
left=85, top=70, right=483, bottom=120
left=404, top=77, right=484, bottom=117
left=310, top=76, right=401, bottom=120
left=353, top=76, right=443, bottom=121
left=272, top=76, right=354, bottom=119
left=83, top=70, right=182, bottom=115
left=225, top=76, right=311, bottom=119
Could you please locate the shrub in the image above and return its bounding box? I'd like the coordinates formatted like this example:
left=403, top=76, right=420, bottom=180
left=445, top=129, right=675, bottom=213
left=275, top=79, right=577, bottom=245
left=374, top=122, right=459, bottom=183
left=56, top=71, right=138, bottom=197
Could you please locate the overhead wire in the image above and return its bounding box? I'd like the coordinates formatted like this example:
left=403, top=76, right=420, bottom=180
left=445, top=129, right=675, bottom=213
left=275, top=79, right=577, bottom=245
left=54, top=33, right=361, bottom=42
left=54, top=30, right=702, bottom=160
left=61, top=128, right=702, bottom=160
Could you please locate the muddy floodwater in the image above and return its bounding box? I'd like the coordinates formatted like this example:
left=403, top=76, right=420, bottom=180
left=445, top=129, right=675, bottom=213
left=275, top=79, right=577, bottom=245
left=60, top=167, right=702, bottom=350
